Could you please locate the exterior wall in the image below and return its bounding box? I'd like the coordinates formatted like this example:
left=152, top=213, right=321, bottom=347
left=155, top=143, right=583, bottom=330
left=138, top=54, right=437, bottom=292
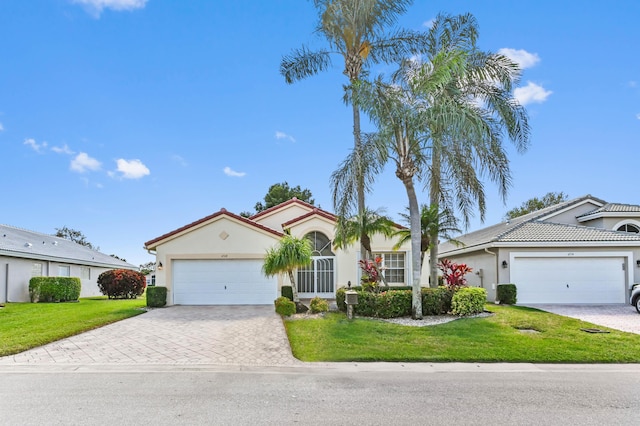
left=581, top=217, right=605, bottom=229
left=152, top=216, right=282, bottom=305
left=435, top=251, right=499, bottom=300
left=608, top=218, right=640, bottom=231
left=0, top=255, right=116, bottom=302
left=253, top=205, right=312, bottom=231
left=541, top=201, right=601, bottom=225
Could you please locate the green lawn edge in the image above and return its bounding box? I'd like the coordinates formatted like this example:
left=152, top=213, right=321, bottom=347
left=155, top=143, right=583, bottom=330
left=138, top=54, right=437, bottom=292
left=284, top=304, right=640, bottom=363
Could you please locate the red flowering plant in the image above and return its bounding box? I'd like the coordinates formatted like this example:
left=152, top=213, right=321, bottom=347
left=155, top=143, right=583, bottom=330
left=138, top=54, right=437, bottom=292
left=438, top=258, right=473, bottom=291
left=359, top=256, right=385, bottom=292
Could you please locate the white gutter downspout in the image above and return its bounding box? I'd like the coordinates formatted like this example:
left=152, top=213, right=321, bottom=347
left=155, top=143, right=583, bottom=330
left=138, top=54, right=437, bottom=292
left=484, top=248, right=498, bottom=301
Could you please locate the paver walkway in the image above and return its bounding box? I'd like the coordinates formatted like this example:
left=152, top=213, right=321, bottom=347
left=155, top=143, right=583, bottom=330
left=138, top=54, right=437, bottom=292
left=524, top=304, right=640, bottom=334
left=0, top=305, right=302, bottom=366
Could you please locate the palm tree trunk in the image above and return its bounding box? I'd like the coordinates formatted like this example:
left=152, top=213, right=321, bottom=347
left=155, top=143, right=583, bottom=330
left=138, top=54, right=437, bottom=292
left=288, top=270, right=300, bottom=303
left=402, top=177, right=423, bottom=319
left=429, top=147, right=442, bottom=288
left=352, top=101, right=367, bottom=262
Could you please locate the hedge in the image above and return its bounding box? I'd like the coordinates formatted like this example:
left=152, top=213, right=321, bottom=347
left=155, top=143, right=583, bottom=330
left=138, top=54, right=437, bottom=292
left=281, top=285, right=294, bottom=302
left=451, top=287, right=487, bottom=316
left=146, top=286, right=167, bottom=307
left=497, top=284, right=517, bottom=305
left=274, top=296, right=296, bottom=316
left=29, top=277, right=81, bottom=303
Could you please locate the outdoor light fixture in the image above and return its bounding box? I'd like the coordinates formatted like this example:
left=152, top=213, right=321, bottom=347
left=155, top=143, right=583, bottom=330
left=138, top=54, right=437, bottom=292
left=636, top=260, right=640, bottom=268
left=502, top=260, right=508, bottom=269
left=157, top=262, right=164, bottom=271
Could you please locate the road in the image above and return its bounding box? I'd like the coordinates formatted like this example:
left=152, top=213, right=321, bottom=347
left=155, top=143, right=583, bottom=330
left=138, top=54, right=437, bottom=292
left=1, top=363, right=639, bottom=425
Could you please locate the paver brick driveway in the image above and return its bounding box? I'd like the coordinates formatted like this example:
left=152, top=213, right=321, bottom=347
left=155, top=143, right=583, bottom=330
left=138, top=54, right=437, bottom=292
left=524, top=304, right=640, bottom=334
left=0, top=305, right=301, bottom=366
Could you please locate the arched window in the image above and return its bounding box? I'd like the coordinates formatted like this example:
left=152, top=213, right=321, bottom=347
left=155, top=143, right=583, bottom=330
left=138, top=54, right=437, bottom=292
left=305, top=231, right=334, bottom=256
left=617, top=223, right=640, bottom=233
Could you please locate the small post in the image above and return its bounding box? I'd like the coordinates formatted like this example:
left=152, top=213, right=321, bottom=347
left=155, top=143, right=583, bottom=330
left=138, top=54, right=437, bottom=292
left=345, top=290, right=358, bottom=320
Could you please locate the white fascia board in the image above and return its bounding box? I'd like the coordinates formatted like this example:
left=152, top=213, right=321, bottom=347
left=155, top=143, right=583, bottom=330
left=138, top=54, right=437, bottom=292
left=577, top=212, right=640, bottom=223
left=439, top=240, right=640, bottom=258
left=0, top=249, right=132, bottom=269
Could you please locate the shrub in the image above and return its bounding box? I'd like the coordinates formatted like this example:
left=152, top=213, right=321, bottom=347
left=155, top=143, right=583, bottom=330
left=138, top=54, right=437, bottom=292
left=309, top=297, right=329, bottom=314
left=451, top=287, right=487, bottom=316
left=438, top=259, right=473, bottom=290
left=421, top=286, right=454, bottom=315
left=497, top=284, right=517, bottom=305
left=281, top=285, right=294, bottom=302
left=97, top=269, right=146, bottom=299
left=28, top=277, right=81, bottom=303
left=146, top=286, right=167, bottom=308
left=274, top=296, right=296, bottom=316
left=335, top=287, right=413, bottom=318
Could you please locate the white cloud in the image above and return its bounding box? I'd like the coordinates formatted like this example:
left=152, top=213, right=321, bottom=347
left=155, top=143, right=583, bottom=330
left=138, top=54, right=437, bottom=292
left=71, top=152, right=101, bottom=173
left=171, top=154, right=188, bottom=167
left=51, top=144, right=75, bottom=155
left=498, top=48, right=540, bottom=69
left=275, top=131, right=296, bottom=143
left=514, top=81, right=552, bottom=105
left=24, top=138, right=48, bottom=153
left=113, top=158, right=150, bottom=179
left=223, top=166, right=246, bottom=177
left=71, top=0, right=147, bottom=17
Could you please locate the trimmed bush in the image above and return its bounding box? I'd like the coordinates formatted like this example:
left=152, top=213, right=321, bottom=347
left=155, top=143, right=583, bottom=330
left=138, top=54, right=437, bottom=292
left=497, top=284, right=517, bottom=305
left=146, top=286, right=167, bottom=308
left=97, top=269, right=146, bottom=299
left=451, top=287, right=487, bottom=316
left=335, top=287, right=413, bottom=318
left=309, top=297, right=329, bottom=314
left=274, top=296, right=296, bottom=316
left=281, top=285, right=294, bottom=301
left=28, top=277, right=81, bottom=303
left=421, top=286, right=454, bottom=315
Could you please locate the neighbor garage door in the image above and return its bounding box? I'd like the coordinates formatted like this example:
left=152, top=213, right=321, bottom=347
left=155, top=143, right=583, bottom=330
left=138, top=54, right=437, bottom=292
left=172, top=259, right=277, bottom=305
left=511, top=256, right=626, bottom=304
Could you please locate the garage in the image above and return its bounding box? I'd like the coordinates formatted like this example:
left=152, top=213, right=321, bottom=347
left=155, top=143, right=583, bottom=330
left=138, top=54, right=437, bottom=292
left=510, top=255, right=626, bottom=304
left=172, top=259, right=277, bottom=305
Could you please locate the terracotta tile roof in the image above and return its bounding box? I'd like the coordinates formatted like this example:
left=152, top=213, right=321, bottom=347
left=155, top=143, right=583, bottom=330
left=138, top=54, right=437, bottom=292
left=0, top=224, right=136, bottom=268
left=144, top=209, right=284, bottom=248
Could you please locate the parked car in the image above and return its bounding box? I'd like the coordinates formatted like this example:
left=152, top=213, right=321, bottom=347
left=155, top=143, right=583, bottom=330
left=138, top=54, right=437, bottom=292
left=631, top=284, right=640, bottom=313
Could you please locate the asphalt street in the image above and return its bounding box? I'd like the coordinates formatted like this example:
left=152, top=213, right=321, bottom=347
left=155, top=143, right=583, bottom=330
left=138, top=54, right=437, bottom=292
left=1, top=364, right=639, bottom=425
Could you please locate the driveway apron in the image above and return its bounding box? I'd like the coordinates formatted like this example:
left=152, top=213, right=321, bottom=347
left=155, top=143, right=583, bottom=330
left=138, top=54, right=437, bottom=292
left=0, top=306, right=302, bottom=366
left=524, top=304, right=640, bottom=334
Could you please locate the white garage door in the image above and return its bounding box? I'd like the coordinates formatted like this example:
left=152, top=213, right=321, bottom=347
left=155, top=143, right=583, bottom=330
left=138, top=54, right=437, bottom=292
left=511, top=256, right=626, bottom=304
left=173, top=259, right=277, bottom=305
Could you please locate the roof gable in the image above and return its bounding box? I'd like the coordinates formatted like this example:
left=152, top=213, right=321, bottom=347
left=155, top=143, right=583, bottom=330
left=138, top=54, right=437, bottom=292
left=282, top=208, right=337, bottom=229
left=249, top=198, right=316, bottom=221
left=144, top=209, right=284, bottom=249
left=576, top=202, right=640, bottom=222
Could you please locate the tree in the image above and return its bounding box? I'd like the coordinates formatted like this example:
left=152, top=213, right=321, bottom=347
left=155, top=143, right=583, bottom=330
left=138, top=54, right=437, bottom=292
left=392, top=204, right=461, bottom=268
left=332, top=207, right=396, bottom=260
left=262, top=234, right=313, bottom=307
left=139, top=261, right=155, bottom=275
left=505, top=192, right=569, bottom=219
left=281, top=0, right=427, bottom=259
left=54, top=226, right=97, bottom=250
left=254, top=182, right=315, bottom=212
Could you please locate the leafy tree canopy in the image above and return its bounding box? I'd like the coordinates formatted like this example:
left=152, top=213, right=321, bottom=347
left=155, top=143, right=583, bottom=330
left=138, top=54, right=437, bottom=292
left=254, top=182, right=315, bottom=212
left=54, top=226, right=97, bottom=250
left=505, top=192, right=569, bottom=219
left=139, top=261, right=155, bottom=275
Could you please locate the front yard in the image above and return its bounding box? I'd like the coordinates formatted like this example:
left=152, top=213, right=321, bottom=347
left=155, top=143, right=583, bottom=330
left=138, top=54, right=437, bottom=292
left=0, top=297, right=146, bottom=357
left=284, top=304, right=640, bottom=363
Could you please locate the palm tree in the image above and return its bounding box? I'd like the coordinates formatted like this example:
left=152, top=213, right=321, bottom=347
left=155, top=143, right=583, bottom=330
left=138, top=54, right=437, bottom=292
left=392, top=204, right=461, bottom=269
left=333, top=207, right=396, bottom=261
left=280, top=0, right=427, bottom=259
left=262, top=234, right=313, bottom=304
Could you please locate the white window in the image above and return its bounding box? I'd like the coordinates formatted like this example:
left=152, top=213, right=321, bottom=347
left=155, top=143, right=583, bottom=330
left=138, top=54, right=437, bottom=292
left=58, top=265, right=70, bottom=277
left=80, top=266, right=90, bottom=280
left=374, top=252, right=406, bottom=284
left=617, top=223, right=640, bottom=233
left=31, top=263, right=43, bottom=277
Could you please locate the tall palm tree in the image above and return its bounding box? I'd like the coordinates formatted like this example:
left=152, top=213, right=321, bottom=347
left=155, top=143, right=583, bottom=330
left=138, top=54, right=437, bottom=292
left=262, top=234, right=313, bottom=304
left=333, top=207, right=396, bottom=261
left=280, top=0, right=427, bottom=259
left=392, top=204, right=462, bottom=268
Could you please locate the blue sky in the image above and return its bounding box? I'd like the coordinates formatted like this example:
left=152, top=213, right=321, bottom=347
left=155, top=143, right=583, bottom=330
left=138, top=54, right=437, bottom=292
left=2, top=0, right=639, bottom=267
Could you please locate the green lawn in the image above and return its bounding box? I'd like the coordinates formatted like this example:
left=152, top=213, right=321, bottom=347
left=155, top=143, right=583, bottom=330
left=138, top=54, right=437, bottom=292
left=0, top=297, right=146, bottom=357
left=284, top=304, right=640, bottom=363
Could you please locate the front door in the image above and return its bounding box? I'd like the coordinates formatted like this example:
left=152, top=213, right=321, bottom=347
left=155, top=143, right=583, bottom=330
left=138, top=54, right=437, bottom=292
left=297, top=231, right=335, bottom=299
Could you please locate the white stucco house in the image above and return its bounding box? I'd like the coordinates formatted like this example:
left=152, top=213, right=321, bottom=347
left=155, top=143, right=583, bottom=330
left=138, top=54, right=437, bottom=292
left=144, top=198, right=411, bottom=306
left=438, top=195, right=640, bottom=304
left=0, top=224, right=137, bottom=303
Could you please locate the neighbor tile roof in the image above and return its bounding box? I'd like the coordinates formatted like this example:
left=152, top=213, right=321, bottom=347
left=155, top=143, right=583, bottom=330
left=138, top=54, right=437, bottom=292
left=576, top=203, right=640, bottom=217
left=0, top=224, right=135, bottom=268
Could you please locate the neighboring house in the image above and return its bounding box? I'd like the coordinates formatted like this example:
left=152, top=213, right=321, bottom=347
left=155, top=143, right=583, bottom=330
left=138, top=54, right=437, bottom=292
left=0, top=224, right=137, bottom=303
left=144, top=198, right=411, bottom=306
left=438, top=195, right=640, bottom=304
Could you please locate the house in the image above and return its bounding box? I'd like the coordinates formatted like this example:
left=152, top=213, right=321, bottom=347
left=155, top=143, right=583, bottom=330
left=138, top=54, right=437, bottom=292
left=0, top=224, right=138, bottom=303
left=437, top=195, right=640, bottom=304
left=144, top=198, right=411, bottom=306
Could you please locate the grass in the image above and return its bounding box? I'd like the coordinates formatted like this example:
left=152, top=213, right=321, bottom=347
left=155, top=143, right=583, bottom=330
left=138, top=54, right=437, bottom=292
left=284, top=304, right=640, bottom=363
left=0, top=297, right=146, bottom=357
